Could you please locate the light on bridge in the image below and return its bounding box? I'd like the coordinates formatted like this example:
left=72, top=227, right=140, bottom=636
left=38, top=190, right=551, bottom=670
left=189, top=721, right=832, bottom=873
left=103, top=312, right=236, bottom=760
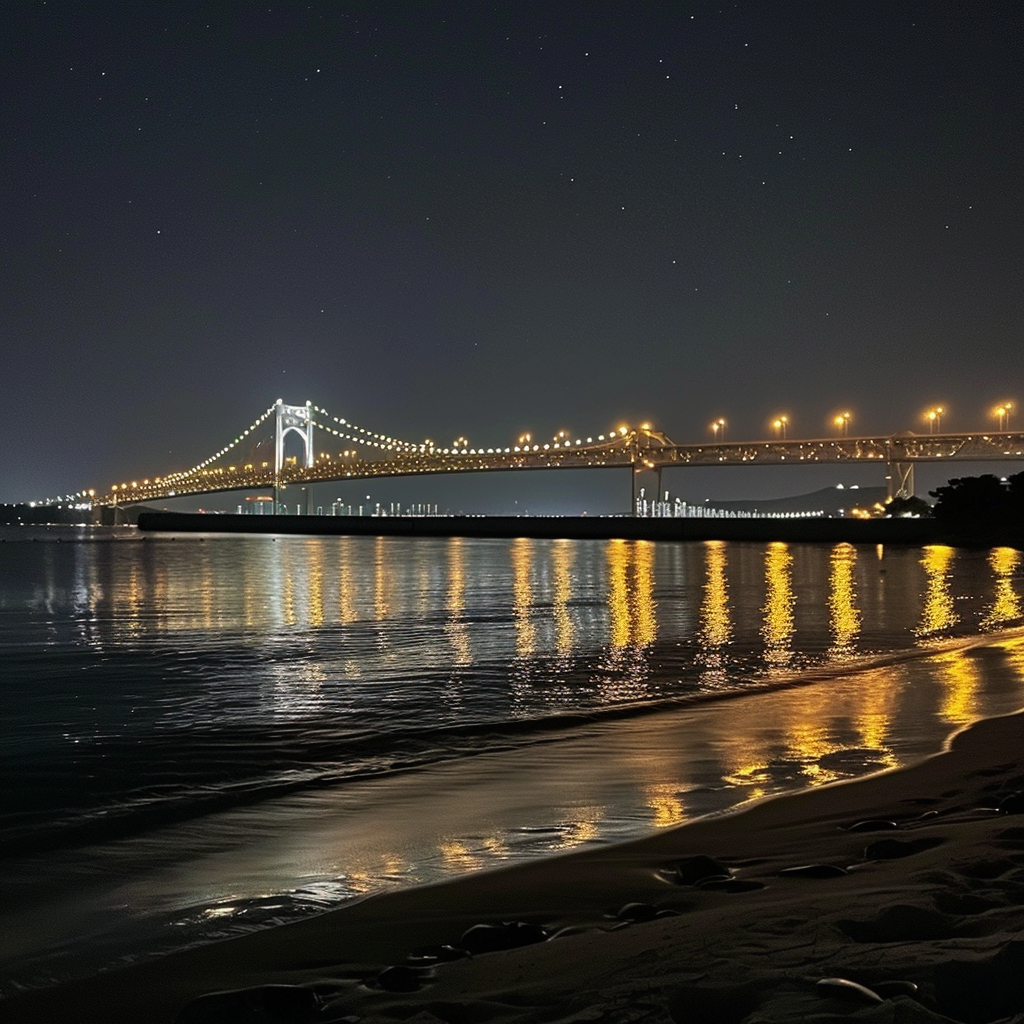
left=710, top=418, right=726, bottom=441
left=993, top=403, right=1013, bottom=431
left=925, top=406, right=944, bottom=433
left=833, top=412, right=851, bottom=437
left=772, top=415, right=788, bottom=439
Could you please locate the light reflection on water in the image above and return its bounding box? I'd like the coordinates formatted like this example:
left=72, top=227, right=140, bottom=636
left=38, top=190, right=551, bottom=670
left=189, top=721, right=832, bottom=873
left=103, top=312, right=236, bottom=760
left=3, top=529, right=1024, bottom=993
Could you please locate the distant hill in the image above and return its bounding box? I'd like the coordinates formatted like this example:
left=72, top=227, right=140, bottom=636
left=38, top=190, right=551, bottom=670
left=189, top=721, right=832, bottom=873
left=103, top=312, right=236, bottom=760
left=696, top=485, right=890, bottom=517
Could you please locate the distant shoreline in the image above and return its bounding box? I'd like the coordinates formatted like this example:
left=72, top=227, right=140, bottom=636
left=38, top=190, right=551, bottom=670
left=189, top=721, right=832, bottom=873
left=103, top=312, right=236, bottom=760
left=136, top=510, right=1020, bottom=547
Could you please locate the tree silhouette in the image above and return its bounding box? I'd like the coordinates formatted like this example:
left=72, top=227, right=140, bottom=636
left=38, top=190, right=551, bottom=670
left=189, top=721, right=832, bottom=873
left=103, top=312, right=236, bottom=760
left=930, top=472, right=1024, bottom=532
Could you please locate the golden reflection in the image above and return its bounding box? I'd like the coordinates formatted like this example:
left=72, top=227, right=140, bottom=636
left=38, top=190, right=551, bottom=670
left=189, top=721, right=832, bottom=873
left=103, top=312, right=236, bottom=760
left=606, top=540, right=658, bottom=649
left=551, top=540, right=576, bottom=656
left=511, top=537, right=536, bottom=657
left=994, top=635, right=1024, bottom=687
left=439, top=839, right=484, bottom=871
left=698, top=541, right=731, bottom=681
left=721, top=752, right=772, bottom=793
left=700, top=541, right=731, bottom=647
left=936, top=647, right=982, bottom=726
left=281, top=547, right=297, bottom=626
left=555, top=811, right=604, bottom=850
left=717, top=663, right=904, bottom=796
left=982, top=547, right=1022, bottom=629
left=761, top=542, right=795, bottom=667
left=852, top=665, right=897, bottom=754
left=646, top=784, right=686, bottom=828
left=374, top=536, right=389, bottom=621
left=917, top=545, right=957, bottom=638
left=634, top=542, right=657, bottom=646
left=828, top=543, right=861, bottom=658
left=307, top=546, right=325, bottom=627
left=786, top=721, right=844, bottom=785
left=337, top=538, right=357, bottom=623
left=445, top=537, right=473, bottom=666
left=119, top=564, right=144, bottom=635
left=608, top=540, right=630, bottom=649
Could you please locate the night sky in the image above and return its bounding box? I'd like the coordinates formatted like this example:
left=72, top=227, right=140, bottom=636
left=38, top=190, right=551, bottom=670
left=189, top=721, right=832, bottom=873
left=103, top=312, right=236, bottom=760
left=3, top=2, right=1023, bottom=511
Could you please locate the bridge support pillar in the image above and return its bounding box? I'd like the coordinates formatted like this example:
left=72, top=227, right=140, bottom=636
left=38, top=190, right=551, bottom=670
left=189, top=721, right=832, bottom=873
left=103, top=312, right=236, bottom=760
left=274, top=400, right=315, bottom=514
left=887, top=461, right=915, bottom=501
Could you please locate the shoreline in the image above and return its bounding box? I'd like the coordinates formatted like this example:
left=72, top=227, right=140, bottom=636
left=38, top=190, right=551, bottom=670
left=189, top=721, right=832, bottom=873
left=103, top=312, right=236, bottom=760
left=5, top=699, right=1024, bottom=1023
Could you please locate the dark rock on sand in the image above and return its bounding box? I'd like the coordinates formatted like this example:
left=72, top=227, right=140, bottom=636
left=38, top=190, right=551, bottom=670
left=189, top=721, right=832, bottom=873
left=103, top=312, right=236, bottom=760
left=175, top=983, right=320, bottom=1023
left=459, top=921, right=548, bottom=954
left=777, top=863, right=849, bottom=879
left=872, top=980, right=920, bottom=998
left=614, top=902, right=659, bottom=922
left=815, top=977, right=883, bottom=1004
left=863, top=836, right=944, bottom=860
left=846, top=819, right=899, bottom=832
left=663, top=855, right=732, bottom=886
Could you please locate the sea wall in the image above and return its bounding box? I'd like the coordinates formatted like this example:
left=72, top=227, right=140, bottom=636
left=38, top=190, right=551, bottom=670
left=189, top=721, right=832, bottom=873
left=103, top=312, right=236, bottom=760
left=135, top=511, right=975, bottom=545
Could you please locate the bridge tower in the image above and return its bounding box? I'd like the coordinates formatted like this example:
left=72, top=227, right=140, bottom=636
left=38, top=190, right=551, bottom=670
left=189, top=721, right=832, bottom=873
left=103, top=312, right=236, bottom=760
left=274, top=400, right=314, bottom=512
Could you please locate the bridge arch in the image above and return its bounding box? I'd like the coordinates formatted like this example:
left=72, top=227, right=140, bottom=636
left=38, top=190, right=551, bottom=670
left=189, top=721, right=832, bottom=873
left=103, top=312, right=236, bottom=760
left=274, top=400, right=315, bottom=474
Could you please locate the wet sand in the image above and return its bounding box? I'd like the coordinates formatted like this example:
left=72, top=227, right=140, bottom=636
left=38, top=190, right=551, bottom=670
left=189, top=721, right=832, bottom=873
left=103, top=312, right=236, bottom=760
left=4, top=643, right=1024, bottom=1023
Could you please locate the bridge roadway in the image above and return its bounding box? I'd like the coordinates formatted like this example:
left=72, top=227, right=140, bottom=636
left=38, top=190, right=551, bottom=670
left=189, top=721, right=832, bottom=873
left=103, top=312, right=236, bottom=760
left=100, top=428, right=1024, bottom=507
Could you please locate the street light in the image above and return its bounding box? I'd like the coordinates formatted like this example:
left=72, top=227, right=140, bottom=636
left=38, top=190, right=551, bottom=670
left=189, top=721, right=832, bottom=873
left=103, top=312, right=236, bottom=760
left=772, top=415, right=788, bottom=439
left=834, top=412, right=851, bottom=437
left=994, top=403, right=1013, bottom=431
left=924, top=406, right=944, bottom=433
left=710, top=418, right=726, bottom=441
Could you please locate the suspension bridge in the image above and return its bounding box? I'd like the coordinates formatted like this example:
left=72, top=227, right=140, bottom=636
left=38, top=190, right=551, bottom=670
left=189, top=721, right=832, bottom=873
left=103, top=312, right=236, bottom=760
left=83, top=399, right=1024, bottom=510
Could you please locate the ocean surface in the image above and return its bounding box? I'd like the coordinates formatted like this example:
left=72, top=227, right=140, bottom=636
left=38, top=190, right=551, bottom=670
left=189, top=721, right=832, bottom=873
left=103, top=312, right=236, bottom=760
left=2, top=525, right=1024, bottom=996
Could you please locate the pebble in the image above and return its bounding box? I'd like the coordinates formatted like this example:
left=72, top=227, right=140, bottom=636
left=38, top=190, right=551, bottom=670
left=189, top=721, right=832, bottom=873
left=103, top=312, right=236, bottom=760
left=872, top=980, right=920, bottom=998
left=614, top=902, right=659, bottom=922
left=459, top=920, right=548, bottom=954
left=815, top=977, right=883, bottom=1004
left=847, top=819, right=899, bottom=832
left=863, top=837, right=941, bottom=860
left=664, top=855, right=732, bottom=886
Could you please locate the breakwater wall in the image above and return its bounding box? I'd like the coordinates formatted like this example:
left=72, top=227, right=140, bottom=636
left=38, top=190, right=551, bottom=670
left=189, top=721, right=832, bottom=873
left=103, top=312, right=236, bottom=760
left=132, top=511, right=992, bottom=546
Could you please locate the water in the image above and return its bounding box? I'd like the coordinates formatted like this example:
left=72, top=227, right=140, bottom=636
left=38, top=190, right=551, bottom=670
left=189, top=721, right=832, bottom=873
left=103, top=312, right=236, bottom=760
left=2, top=526, right=1024, bottom=995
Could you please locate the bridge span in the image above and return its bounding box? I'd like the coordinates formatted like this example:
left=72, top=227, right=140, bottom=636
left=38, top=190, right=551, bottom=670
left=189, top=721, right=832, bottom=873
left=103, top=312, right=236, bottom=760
left=94, top=399, right=1024, bottom=509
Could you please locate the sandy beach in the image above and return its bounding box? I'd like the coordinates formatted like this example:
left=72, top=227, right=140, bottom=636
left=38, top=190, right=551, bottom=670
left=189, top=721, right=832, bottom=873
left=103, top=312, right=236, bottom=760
left=3, top=698, right=1023, bottom=1024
